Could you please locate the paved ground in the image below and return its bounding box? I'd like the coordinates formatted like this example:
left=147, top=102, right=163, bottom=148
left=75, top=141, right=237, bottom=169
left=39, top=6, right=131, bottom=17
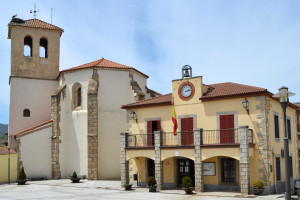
left=0, top=179, right=297, bottom=200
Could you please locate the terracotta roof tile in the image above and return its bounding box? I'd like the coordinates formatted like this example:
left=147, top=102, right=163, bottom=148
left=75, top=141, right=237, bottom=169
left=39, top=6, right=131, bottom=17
left=122, top=93, right=172, bottom=109
left=59, top=58, right=149, bottom=78
left=9, top=18, right=63, bottom=32
left=0, top=146, right=16, bottom=155
left=13, top=120, right=53, bottom=138
left=201, top=82, right=269, bottom=100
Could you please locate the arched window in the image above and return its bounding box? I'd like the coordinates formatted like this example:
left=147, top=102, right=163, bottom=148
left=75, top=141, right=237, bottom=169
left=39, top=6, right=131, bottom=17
left=24, top=36, right=32, bottom=57
left=77, top=88, right=81, bottom=107
left=23, top=109, right=30, bottom=117
left=40, top=38, right=48, bottom=58
left=72, top=83, right=82, bottom=110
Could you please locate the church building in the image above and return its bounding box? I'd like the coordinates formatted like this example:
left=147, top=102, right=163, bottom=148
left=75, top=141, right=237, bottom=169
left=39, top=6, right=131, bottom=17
left=7, top=17, right=159, bottom=180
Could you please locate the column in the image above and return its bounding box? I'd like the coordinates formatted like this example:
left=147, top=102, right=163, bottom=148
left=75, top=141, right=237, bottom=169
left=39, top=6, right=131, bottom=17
left=239, top=126, right=250, bottom=195
left=194, top=129, right=203, bottom=192
left=120, top=132, right=129, bottom=187
left=154, top=131, right=163, bottom=190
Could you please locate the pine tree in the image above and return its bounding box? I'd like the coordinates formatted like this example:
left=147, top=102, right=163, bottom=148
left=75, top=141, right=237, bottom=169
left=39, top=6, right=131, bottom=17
left=19, top=166, right=27, bottom=180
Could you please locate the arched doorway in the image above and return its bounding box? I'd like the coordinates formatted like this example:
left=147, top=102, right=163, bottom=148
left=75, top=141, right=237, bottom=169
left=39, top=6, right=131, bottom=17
left=177, top=158, right=194, bottom=187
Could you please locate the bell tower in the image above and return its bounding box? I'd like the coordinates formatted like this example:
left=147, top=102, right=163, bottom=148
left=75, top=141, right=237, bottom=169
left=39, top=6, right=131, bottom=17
left=8, top=17, right=63, bottom=147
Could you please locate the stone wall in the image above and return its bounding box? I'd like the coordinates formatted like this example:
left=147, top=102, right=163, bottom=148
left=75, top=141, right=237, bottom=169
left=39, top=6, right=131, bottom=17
left=194, top=129, right=203, bottom=192
left=239, top=126, right=250, bottom=195
left=87, top=71, right=99, bottom=180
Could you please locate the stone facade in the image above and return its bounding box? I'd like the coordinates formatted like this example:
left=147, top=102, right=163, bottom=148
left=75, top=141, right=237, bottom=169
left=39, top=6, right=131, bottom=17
left=154, top=131, right=163, bottom=190
left=51, top=95, right=61, bottom=179
left=87, top=76, right=99, bottom=180
left=194, top=129, right=203, bottom=192
left=239, top=126, right=250, bottom=195
left=120, top=132, right=129, bottom=187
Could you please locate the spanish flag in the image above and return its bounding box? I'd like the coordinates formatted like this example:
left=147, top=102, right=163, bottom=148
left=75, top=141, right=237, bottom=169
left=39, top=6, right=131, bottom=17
left=172, top=97, right=178, bottom=135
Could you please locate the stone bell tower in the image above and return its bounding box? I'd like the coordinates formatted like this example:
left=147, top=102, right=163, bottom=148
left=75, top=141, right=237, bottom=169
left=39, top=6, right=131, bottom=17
left=7, top=17, right=63, bottom=148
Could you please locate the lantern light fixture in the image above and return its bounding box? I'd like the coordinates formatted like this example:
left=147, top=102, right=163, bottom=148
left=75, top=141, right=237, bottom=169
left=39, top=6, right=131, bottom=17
left=242, top=98, right=249, bottom=114
left=130, top=110, right=137, bottom=122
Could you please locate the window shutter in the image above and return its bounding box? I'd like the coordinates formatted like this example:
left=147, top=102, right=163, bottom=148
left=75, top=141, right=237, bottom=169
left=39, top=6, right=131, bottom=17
left=181, top=118, right=193, bottom=145
left=147, top=121, right=153, bottom=146
left=157, top=120, right=161, bottom=131
left=220, top=115, right=234, bottom=143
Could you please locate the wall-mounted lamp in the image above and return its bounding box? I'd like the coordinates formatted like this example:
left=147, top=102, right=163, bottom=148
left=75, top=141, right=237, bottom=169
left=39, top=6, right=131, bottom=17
left=242, top=98, right=249, bottom=114
left=130, top=110, right=137, bottom=123
left=51, top=136, right=57, bottom=139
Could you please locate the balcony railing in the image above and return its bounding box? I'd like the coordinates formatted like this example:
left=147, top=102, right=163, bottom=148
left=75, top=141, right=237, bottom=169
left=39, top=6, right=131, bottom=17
left=125, top=128, right=254, bottom=148
left=127, top=133, right=154, bottom=148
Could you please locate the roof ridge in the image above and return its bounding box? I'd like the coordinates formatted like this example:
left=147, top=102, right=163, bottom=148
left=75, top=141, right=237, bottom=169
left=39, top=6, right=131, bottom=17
left=130, top=93, right=171, bottom=104
left=209, top=82, right=267, bottom=91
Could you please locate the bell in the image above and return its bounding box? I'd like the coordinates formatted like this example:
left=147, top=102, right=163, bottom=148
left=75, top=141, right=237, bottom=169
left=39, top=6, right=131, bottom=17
left=183, top=69, right=190, bottom=77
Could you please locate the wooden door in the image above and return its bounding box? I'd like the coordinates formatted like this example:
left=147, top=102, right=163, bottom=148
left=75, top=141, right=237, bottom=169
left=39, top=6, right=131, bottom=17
left=220, top=115, right=234, bottom=144
left=147, top=120, right=160, bottom=146
left=181, top=117, right=194, bottom=145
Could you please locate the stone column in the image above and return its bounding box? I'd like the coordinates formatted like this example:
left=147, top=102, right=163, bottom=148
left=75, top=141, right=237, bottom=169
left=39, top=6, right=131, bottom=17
left=154, top=131, right=163, bottom=190
left=239, top=126, right=250, bottom=195
left=120, top=132, right=129, bottom=187
left=194, top=129, right=203, bottom=192
left=87, top=80, right=98, bottom=180
left=51, top=95, right=61, bottom=179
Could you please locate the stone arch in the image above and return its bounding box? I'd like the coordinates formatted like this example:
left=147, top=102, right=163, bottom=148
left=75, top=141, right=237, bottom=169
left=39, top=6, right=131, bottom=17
left=24, top=36, right=32, bottom=57
left=72, top=82, right=82, bottom=110
left=39, top=37, right=48, bottom=58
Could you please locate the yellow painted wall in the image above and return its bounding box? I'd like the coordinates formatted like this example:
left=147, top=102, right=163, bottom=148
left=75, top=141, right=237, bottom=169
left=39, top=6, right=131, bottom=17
left=0, top=153, right=18, bottom=183
left=129, top=157, right=148, bottom=183
left=163, top=157, right=175, bottom=184
left=161, top=149, right=194, bottom=161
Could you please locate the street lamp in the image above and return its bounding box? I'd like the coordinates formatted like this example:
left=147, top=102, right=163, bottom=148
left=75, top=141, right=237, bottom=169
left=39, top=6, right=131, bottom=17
left=130, top=110, right=137, bottom=123
left=242, top=98, right=249, bottom=114
left=7, top=146, right=10, bottom=185
left=273, top=86, right=295, bottom=200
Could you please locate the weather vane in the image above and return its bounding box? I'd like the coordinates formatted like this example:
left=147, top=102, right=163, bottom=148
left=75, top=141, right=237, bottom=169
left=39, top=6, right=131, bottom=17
left=30, top=4, right=39, bottom=18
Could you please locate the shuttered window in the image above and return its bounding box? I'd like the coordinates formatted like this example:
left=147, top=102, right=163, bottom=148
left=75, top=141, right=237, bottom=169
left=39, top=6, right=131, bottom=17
left=146, top=120, right=160, bottom=146
left=274, top=115, right=280, bottom=139
left=276, top=157, right=281, bottom=181
left=181, top=117, right=194, bottom=145
left=220, top=115, right=235, bottom=144
left=289, top=156, right=293, bottom=177
left=287, top=119, right=291, bottom=140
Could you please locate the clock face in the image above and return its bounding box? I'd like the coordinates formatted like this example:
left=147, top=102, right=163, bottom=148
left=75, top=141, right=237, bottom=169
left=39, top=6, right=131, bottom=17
left=181, top=84, right=192, bottom=97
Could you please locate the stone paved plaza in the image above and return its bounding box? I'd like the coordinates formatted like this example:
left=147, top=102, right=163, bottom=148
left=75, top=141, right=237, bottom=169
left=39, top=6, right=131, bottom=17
left=0, top=179, right=296, bottom=200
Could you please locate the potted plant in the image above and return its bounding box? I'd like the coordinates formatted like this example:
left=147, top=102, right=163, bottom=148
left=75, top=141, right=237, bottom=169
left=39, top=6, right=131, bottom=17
left=252, top=179, right=264, bottom=195
left=147, top=176, right=157, bottom=192
left=70, top=171, right=81, bottom=183
left=16, top=166, right=29, bottom=185
left=124, top=178, right=133, bottom=190
left=182, top=176, right=193, bottom=194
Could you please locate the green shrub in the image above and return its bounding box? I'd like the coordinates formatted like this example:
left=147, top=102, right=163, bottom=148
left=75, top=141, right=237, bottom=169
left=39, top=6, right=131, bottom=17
left=146, top=176, right=156, bottom=186
left=182, top=176, right=193, bottom=189
left=252, top=179, right=264, bottom=189
left=72, top=171, right=77, bottom=179
left=19, top=166, right=27, bottom=180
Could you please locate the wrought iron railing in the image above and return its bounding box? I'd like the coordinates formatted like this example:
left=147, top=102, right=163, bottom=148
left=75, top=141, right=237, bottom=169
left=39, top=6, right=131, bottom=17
left=126, top=128, right=254, bottom=148
left=161, top=131, right=195, bottom=147
left=127, top=133, right=154, bottom=147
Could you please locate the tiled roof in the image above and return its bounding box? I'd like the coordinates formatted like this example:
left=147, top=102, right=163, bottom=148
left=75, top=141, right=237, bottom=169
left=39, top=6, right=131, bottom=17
left=201, top=82, right=270, bottom=100
left=59, top=58, right=149, bottom=78
left=122, top=82, right=272, bottom=108
left=122, top=93, right=172, bottom=109
left=0, top=146, right=16, bottom=155
left=8, top=18, right=63, bottom=32
left=13, top=120, right=53, bottom=138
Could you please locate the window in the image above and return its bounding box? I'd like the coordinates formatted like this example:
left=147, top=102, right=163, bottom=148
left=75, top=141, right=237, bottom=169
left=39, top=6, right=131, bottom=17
left=220, top=114, right=235, bottom=144
left=24, top=36, right=32, bottom=57
left=221, top=158, right=236, bottom=182
left=274, top=114, right=280, bottom=139
left=23, top=109, right=30, bottom=117
left=181, top=117, right=194, bottom=145
left=39, top=38, right=48, bottom=58
left=287, top=118, right=291, bottom=140
left=289, top=156, right=293, bottom=177
left=276, top=156, right=281, bottom=181
left=72, top=83, right=82, bottom=110
left=77, top=88, right=81, bottom=107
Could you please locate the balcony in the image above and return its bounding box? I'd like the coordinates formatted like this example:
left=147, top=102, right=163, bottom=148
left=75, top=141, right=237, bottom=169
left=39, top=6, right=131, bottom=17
left=125, top=128, right=254, bottom=148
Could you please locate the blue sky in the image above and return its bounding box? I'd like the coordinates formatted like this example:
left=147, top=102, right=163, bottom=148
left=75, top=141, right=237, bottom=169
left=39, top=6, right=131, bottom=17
left=0, top=0, right=300, bottom=124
